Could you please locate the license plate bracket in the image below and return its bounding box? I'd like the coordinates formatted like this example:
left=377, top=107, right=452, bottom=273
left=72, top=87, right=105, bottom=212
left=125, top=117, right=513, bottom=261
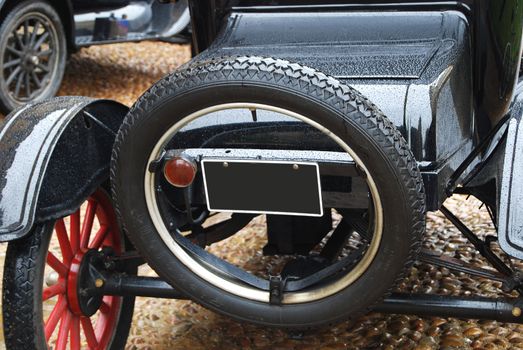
left=201, top=159, right=323, bottom=217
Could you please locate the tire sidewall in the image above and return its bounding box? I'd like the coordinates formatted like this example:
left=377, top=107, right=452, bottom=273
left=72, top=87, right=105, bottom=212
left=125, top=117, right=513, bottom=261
left=0, top=0, right=67, bottom=114
left=114, top=76, right=421, bottom=328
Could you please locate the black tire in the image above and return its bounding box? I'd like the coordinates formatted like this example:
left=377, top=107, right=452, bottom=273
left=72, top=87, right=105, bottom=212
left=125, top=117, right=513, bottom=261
left=3, top=190, right=135, bottom=350
left=112, top=56, right=426, bottom=329
left=0, top=0, right=67, bottom=115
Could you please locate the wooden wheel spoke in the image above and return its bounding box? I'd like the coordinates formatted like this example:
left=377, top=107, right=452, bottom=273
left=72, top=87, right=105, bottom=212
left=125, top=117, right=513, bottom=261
left=3, top=58, right=21, bottom=69
left=24, top=72, right=31, bottom=97
left=97, top=311, right=109, bottom=332
left=43, top=280, right=66, bottom=301
left=81, top=317, right=99, bottom=349
left=14, top=71, right=24, bottom=97
left=55, top=219, right=73, bottom=264
left=99, top=300, right=111, bottom=314
left=31, top=70, right=42, bottom=88
left=70, top=210, right=81, bottom=254
left=55, top=310, right=72, bottom=350
left=5, top=66, right=21, bottom=85
left=47, top=252, right=68, bottom=277
left=89, top=225, right=110, bottom=249
left=37, top=49, right=52, bottom=57
left=81, top=201, right=98, bottom=249
left=12, top=29, right=24, bottom=50
left=6, top=45, right=23, bottom=57
left=23, top=21, right=29, bottom=45
left=36, top=63, right=50, bottom=73
left=29, top=21, right=40, bottom=47
left=44, top=296, right=67, bottom=340
left=96, top=296, right=113, bottom=329
left=70, top=316, right=81, bottom=350
left=33, top=31, right=49, bottom=49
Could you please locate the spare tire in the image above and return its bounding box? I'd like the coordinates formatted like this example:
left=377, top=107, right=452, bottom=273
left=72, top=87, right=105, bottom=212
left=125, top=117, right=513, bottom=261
left=111, top=56, right=426, bottom=329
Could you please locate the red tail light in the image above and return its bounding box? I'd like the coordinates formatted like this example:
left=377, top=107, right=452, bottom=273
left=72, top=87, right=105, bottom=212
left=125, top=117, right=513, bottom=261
left=163, top=157, right=197, bottom=188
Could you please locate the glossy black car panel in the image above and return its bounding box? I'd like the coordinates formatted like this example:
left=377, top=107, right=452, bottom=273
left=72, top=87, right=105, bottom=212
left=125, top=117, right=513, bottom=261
left=187, top=0, right=523, bottom=211
left=190, top=0, right=523, bottom=131
left=193, top=8, right=470, bottom=209
left=0, top=98, right=128, bottom=241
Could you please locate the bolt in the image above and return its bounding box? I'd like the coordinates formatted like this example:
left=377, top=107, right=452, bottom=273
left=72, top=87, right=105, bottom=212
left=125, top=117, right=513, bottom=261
left=30, top=55, right=39, bottom=66
left=293, top=164, right=299, bottom=170
left=104, top=261, right=116, bottom=270
left=513, top=307, right=522, bottom=317
left=223, top=162, right=229, bottom=168
left=45, top=272, right=59, bottom=287
left=95, top=278, right=104, bottom=288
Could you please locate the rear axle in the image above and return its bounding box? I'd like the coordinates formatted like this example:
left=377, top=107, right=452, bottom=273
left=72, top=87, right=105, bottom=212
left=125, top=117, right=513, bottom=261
left=96, top=272, right=523, bottom=324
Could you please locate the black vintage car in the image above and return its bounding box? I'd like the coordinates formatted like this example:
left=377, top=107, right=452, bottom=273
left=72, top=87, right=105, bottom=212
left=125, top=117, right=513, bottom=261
left=1, top=0, right=523, bottom=349
left=0, top=0, right=189, bottom=114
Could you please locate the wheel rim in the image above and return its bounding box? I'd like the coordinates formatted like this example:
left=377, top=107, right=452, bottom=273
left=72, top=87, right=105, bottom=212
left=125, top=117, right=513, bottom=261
left=144, top=103, right=384, bottom=304
left=0, top=12, right=60, bottom=106
left=42, top=190, right=122, bottom=349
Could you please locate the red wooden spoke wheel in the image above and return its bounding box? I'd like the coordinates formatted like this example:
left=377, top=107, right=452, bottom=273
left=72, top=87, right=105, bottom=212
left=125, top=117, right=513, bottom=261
left=3, top=189, right=136, bottom=350
left=43, top=190, right=122, bottom=349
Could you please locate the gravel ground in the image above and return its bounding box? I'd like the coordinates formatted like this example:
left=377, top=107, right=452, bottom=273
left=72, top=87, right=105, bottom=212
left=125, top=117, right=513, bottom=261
left=1, top=42, right=523, bottom=349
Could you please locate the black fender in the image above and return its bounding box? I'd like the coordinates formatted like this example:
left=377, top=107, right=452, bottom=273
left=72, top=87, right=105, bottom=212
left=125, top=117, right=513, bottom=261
left=497, top=81, right=523, bottom=259
left=453, top=81, right=523, bottom=259
left=0, top=97, right=128, bottom=242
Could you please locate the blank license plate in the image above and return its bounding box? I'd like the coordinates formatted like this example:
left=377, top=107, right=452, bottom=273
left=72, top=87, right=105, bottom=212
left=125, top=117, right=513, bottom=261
left=201, top=160, right=323, bottom=217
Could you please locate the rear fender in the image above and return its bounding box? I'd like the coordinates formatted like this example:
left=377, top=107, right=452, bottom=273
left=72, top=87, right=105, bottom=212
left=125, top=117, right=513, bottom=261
left=498, top=82, right=523, bottom=259
left=0, top=97, right=128, bottom=242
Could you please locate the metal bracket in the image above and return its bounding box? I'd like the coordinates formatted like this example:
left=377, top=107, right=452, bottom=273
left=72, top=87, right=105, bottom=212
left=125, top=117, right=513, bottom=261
left=431, top=206, right=523, bottom=293
left=79, top=251, right=523, bottom=323
left=419, top=250, right=505, bottom=281
left=148, top=150, right=166, bottom=173
left=269, top=275, right=285, bottom=305
left=90, top=270, right=523, bottom=324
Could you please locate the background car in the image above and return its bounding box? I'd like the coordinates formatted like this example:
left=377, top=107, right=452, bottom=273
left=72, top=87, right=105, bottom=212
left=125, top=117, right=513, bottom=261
left=0, top=0, right=189, bottom=114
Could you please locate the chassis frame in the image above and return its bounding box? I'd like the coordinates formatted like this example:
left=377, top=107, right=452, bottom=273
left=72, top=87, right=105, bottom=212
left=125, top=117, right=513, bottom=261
left=72, top=201, right=523, bottom=324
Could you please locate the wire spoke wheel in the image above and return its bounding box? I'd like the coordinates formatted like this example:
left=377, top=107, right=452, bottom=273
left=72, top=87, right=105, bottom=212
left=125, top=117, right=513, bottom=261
left=3, top=189, right=136, bottom=350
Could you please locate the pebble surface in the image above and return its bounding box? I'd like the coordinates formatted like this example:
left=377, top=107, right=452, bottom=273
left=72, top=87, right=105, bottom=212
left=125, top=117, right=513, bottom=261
left=1, top=42, right=523, bottom=349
